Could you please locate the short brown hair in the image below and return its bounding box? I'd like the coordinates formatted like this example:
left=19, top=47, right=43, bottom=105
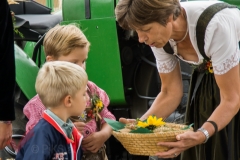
left=115, top=0, right=181, bottom=30
left=43, top=24, right=90, bottom=58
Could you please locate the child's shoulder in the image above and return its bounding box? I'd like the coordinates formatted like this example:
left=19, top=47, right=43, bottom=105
left=28, top=119, right=55, bottom=136
left=87, top=80, right=97, bottom=88
left=24, top=94, right=43, bottom=107
left=87, top=81, right=105, bottom=93
left=23, top=119, right=63, bottom=144
left=20, top=119, right=51, bottom=144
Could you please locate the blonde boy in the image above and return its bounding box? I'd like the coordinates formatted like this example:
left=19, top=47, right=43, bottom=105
left=17, top=61, right=88, bottom=160
left=23, top=24, right=115, bottom=159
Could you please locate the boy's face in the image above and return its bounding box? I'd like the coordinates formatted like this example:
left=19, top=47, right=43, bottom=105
left=70, top=85, right=88, bottom=116
left=47, top=47, right=89, bottom=70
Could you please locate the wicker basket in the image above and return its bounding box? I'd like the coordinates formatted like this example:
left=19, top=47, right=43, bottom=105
left=112, top=123, right=193, bottom=156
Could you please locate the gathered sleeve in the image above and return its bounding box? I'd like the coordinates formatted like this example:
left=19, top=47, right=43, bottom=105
left=23, top=95, right=46, bottom=133
left=204, top=8, right=240, bottom=75
left=151, top=47, right=179, bottom=73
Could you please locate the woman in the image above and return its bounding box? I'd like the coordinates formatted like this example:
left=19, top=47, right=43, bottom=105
left=115, top=0, right=240, bottom=160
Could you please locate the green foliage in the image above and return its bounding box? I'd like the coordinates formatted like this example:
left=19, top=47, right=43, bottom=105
left=182, top=123, right=194, bottom=130
left=104, top=118, right=125, bottom=131
left=11, top=11, right=24, bottom=38
left=130, top=127, right=153, bottom=134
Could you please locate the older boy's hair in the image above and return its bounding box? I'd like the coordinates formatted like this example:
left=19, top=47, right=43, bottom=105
left=35, top=61, right=88, bottom=107
left=43, top=24, right=90, bottom=58
left=115, top=0, right=181, bottom=30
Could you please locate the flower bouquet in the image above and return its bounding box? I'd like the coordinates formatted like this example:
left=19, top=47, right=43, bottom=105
left=194, top=59, right=213, bottom=74
left=105, top=116, right=193, bottom=156
left=71, top=91, right=104, bottom=123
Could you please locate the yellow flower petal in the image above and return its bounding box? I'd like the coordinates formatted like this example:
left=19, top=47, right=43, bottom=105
left=147, top=115, right=155, bottom=125
left=137, top=121, right=148, bottom=128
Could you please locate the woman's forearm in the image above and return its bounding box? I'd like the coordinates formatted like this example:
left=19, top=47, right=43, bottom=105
left=202, top=100, right=239, bottom=136
left=140, top=90, right=182, bottom=120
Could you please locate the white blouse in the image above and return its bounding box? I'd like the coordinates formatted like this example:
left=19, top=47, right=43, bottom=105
left=152, top=1, right=240, bottom=75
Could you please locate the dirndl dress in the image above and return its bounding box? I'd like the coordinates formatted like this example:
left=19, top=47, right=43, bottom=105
left=181, top=66, right=240, bottom=160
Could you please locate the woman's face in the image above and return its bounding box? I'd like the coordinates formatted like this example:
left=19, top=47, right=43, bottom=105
left=136, top=21, right=172, bottom=48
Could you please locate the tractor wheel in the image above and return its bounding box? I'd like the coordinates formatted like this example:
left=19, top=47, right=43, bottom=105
left=131, top=57, right=160, bottom=119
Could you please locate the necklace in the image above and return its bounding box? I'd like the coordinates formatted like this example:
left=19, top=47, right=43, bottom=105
left=175, top=12, right=188, bottom=44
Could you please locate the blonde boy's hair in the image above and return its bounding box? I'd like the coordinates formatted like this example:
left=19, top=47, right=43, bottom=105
left=35, top=61, right=88, bottom=107
left=43, top=24, right=90, bottom=58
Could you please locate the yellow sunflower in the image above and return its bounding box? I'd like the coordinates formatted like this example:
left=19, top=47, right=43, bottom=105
left=137, top=115, right=165, bottom=130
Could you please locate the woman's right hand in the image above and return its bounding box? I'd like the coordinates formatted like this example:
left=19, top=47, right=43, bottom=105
left=74, top=121, right=86, bottom=134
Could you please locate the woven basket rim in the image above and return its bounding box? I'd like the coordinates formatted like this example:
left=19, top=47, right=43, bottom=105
left=112, top=123, right=193, bottom=138
left=112, top=123, right=193, bottom=156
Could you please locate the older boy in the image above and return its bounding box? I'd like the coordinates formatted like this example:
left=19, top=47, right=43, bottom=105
left=16, top=61, right=88, bottom=160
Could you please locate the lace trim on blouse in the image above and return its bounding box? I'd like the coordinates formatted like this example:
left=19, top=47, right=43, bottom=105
left=157, top=57, right=178, bottom=73
left=213, top=52, right=239, bottom=75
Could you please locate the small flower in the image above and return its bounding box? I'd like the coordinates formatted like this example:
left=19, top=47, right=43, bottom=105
left=86, top=91, right=104, bottom=121
left=78, top=111, right=87, bottom=121
left=87, top=109, right=93, bottom=118
left=137, top=115, right=165, bottom=131
left=205, top=60, right=213, bottom=74
left=195, top=60, right=214, bottom=74
left=95, top=100, right=103, bottom=109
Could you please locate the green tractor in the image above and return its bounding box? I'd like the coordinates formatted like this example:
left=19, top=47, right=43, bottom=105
left=4, top=0, right=239, bottom=159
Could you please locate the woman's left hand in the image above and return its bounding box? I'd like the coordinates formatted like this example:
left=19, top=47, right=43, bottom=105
left=156, top=130, right=206, bottom=158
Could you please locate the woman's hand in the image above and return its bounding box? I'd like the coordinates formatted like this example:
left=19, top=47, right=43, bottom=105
left=119, top=117, right=136, bottom=124
left=0, top=123, right=12, bottom=149
left=73, top=121, right=86, bottom=135
left=155, top=130, right=206, bottom=158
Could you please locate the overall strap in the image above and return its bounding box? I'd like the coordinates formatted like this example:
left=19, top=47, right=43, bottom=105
left=163, top=2, right=237, bottom=59
left=196, top=3, right=237, bottom=61
left=163, top=41, right=174, bottom=54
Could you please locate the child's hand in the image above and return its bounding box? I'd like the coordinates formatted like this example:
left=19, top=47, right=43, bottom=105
left=73, top=122, right=86, bottom=134
left=82, top=132, right=105, bottom=153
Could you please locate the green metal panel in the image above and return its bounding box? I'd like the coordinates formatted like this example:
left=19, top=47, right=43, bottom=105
left=23, top=41, right=35, bottom=58
left=15, top=44, right=39, bottom=100
left=90, top=0, right=115, bottom=18
left=24, top=42, right=46, bottom=67
left=188, top=0, right=240, bottom=7
left=62, top=18, right=126, bottom=105
left=46, top=0, right=54, bottom=11
left=63, top=0, right=114, bottom=21
left=62, top=0, right=85, bottom=21
left=220, top=0, right=240, bottom=7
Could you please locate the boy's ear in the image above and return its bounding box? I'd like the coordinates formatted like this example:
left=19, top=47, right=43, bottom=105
left=64, top=95, right=72, bottom=108
left=46, top=55, right=54, bottom=62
